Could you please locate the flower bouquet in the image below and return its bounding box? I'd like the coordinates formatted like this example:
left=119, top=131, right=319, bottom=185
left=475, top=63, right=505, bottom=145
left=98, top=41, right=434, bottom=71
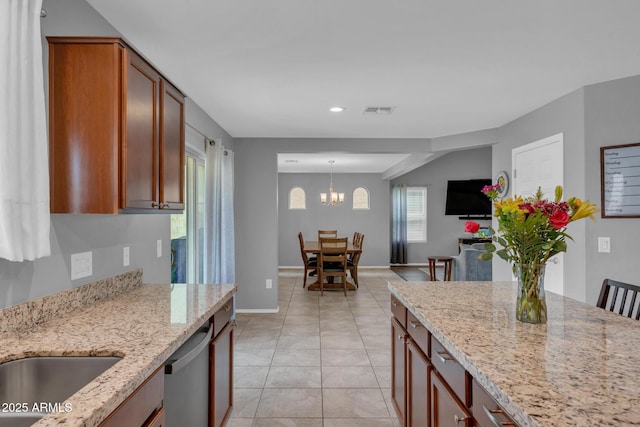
left=480, top=184, right=598, bottom=323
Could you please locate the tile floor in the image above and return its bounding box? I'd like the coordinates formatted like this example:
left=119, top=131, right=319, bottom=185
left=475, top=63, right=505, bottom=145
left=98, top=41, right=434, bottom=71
left=228, top=268, right=404, bottom=427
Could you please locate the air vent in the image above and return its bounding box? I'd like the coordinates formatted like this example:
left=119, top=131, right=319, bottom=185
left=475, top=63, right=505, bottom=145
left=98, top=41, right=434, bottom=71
left=363, top=106, right=396, bottom=115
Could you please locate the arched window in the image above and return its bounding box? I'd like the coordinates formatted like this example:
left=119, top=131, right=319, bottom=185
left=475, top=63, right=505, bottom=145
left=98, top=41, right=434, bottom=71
left=289, top=186, right=306, bottom=209
left=352, top=187, right=370, bottom=210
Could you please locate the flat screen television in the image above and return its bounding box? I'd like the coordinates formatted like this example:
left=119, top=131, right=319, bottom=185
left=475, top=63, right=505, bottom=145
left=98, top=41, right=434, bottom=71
left=445, top=179, right=492, bottom=217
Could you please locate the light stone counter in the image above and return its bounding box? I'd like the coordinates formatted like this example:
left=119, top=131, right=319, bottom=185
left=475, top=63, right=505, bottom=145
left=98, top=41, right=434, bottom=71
left=0, top=270, right=236, bottom=426
left=388, top=280, right=640, bottom=427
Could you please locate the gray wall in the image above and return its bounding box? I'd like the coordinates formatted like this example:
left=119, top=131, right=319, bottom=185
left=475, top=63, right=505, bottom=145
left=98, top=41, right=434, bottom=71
left=584, top=74, right=640, bottom=304
left=279, top=173, right=390, bottom=267
left=493, top=88, right=588, bottom=301
left=391, top=147, right=493, bottom=263
left=0, top=0, right=229, bottom=309
left=492, top=75, right=640, bottom=304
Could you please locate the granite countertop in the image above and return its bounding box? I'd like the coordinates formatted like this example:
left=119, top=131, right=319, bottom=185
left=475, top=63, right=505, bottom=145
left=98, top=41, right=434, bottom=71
left=0, top=272, right=236, bottom=426
left=388, top=280, right=640, bottom=427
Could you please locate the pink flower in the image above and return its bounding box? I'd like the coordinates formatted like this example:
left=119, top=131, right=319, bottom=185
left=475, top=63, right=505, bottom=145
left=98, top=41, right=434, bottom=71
left=519, top=203, right=535, bottom=214
left=549, top=210, right=570, bottom=230
left=464, top=221, right=480, bottom=233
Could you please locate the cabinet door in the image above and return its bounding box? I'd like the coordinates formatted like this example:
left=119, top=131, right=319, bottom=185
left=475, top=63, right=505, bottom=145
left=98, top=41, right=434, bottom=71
left=472, top=379, right=517, bottom=427
left=100, top=367, right=164, bottom=427
left=407, top=338, right=430, bottom=427
left=210, top=321, right=233, bottom=427
left=144, top=407, right=165, bottom=427
left=391, top=317, right=407, bottom=425
left=48, top=39, right=122, bottom=213
left=122, top=50, right=160, bottom=210
left=431, top=371, right=471, bottom=427
left=159, top=80, right=184, bottom=210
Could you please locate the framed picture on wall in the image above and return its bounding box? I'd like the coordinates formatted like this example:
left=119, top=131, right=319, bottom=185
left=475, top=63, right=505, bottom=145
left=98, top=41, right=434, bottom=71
left=600, top=142, right=640, bottom=218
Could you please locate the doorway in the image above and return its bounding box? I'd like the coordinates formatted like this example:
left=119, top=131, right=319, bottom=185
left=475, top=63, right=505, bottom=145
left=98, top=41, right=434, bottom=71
left=512, top=133, right=564, bottom=295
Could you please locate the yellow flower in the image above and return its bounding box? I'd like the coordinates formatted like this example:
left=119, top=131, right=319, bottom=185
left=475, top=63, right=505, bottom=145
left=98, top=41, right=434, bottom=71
left=494, top=197, right=525, bottom=219
left=569, top=198, right=599, bottom=221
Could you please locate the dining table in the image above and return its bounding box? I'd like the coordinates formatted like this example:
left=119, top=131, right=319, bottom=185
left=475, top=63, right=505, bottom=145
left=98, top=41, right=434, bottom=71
left=303, top=240, right=362, bottom=291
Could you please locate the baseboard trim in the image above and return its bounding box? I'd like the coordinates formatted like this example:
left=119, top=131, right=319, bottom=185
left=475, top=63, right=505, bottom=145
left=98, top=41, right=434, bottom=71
left=236, top=306, right=280, bottom=314
left=390, top=263, right=430, bottom=267
left=278, top=266, right=391, bottom=269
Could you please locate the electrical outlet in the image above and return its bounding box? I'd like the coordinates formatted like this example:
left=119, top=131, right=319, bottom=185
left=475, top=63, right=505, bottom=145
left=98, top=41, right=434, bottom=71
left=71, top=251, right=93, bottom=280
left=157, top=240, right=162, bottom=258
left=123, top=246, right=130, bottom=266
left=598, top=237, right=611, bottom=253
left=266, top=279, right=272, bottom=289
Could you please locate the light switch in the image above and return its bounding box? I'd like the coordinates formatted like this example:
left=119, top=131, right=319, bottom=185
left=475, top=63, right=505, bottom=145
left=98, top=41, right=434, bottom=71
left=157, top=240, right=162, bottom=258
left=123, top=246, right=130, bottom=267
left=598, top=237, right=611, bottom=253
left=71, top=251, right=93, bottom=280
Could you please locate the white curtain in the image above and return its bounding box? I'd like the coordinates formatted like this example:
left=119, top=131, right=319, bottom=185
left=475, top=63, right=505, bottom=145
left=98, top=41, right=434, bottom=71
left=204, top=141, right=235, bottom=284
left=0, top=0, right=50, bottom=261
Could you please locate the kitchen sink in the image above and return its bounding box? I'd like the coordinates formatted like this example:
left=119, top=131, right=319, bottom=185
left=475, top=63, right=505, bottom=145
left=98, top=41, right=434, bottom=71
left=0, top=356, right=122, bottom=427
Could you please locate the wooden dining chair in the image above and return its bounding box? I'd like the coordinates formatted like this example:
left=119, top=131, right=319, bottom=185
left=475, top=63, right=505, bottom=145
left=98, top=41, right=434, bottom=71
left=318, top=237, right=349, bottom=296
left=352, top=231, right=361, bottom=245
left=297, top=232, right=317, bottom=288
left=348, top=233, right=364, bottom=288
left=596, top=278, right=640, bottom=320
left=318, top=229, right=338, bottom=240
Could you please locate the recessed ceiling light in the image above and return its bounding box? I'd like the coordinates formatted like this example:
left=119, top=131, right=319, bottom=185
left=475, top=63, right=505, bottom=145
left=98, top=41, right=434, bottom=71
left=329, top=106, right=345, bottom=113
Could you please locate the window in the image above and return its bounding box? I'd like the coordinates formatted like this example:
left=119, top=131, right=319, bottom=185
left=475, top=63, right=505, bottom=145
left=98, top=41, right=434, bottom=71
left=352, top=187, right=370, bottom=210
left=171, top=152, right=205, bottom=283
left=289, top=186, right=306, bottom=209
left=407, top=187, right=427, bottom=242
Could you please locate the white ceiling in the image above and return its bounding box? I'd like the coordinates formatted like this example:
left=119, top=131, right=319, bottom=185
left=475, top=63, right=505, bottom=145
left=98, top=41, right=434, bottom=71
left=85, top=0, right=640, bottom=172
left=277, top=153, right=412, bottom=173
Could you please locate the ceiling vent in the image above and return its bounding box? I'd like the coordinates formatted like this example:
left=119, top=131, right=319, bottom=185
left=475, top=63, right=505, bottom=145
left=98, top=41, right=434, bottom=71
left=363, top=106, right=396, bottom=115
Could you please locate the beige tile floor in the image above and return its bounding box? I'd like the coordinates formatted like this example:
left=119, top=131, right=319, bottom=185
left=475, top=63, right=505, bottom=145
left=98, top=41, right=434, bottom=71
left=228, top=268, right=403, bottom=427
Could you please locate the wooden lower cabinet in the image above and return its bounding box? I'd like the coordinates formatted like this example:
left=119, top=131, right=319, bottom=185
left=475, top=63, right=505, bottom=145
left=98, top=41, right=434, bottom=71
left=391, top=318, right=407, bottom=424
left=431, top=371, right=472, bottom=427
left=210, top=320, right=233, bottom=427
left=392, top=316, right=431, bottom=427
left=145, top=407, right=165, bottom=427
left=99, top=366, right=164, bottom=427
left=472, top=379, right=517, bottom=427
left=406, top=337, right=430, bottom=427
left=391, top=297, right=520, bottom=427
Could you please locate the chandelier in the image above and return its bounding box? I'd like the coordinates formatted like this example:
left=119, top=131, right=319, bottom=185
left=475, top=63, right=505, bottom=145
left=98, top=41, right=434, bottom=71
left=320, top=160, right=344, bottom=206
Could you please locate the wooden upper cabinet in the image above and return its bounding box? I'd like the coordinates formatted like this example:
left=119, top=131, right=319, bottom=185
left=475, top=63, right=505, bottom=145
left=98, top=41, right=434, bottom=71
left=48, top=37, right=184, bottom=214
left=159, top=80, right=185, bottom=210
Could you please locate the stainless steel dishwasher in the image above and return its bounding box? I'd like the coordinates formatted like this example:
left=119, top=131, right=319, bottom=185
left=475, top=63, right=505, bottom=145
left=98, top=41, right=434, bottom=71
left=164, top=321, right=212, bottom=426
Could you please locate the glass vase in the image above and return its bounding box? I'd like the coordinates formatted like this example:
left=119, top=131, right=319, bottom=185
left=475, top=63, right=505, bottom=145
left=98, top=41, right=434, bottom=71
left=514, top=263, right=547, bottom=324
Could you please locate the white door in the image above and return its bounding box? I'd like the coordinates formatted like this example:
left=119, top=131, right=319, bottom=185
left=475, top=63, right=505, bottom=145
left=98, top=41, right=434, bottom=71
left=512, top=133, right=564, bottom=295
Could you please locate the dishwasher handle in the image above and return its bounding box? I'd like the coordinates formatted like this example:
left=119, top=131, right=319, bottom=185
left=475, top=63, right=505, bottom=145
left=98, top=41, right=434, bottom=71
left=165, top=323, right=213, bottom=375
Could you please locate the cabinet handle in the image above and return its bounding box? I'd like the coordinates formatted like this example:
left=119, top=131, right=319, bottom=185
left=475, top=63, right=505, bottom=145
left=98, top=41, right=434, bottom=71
left=409, top=320, right=421, bottom=329
left=161, top=203, right=170, bottom=209
left=482, top=405, right=516, bottom=426
left=436, top=351, right=455, bottom=364
left=151, top=202, right=159, bottom=208
left=392, top=301, right=398, bottom=307
left=224, top=304, right=232, bottom=312
left=454, top=414, right=469, bottom=424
